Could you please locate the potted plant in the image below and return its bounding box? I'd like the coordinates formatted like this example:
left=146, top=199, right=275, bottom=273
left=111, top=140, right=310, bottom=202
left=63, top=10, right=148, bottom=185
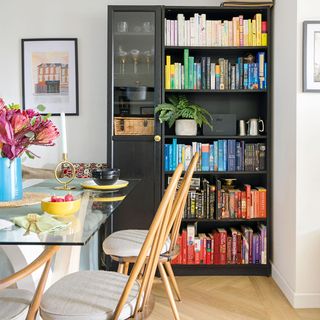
left=0, top=99, right=59, bottom=201
left=155, top=95, right=212, bottom=136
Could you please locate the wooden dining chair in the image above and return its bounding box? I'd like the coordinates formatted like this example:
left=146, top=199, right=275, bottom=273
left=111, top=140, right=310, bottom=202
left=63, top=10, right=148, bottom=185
left=0, top=245, right=59, bottom=320
left=38, top=164, right=183, bottom=320
left=102, top=153, right=199, bottom=320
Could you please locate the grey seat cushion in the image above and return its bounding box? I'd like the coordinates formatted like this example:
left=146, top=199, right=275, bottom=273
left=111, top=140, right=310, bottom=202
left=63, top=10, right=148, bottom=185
left=103, top=229, right=171, bottom=257
left=40, top=271, right=140, bottom=320
left=0, top=288, right=33, bottom=320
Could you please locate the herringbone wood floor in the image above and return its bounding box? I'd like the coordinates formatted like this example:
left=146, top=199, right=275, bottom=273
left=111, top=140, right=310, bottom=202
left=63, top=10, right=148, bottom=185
left=148, top=276, right=320, bottom=320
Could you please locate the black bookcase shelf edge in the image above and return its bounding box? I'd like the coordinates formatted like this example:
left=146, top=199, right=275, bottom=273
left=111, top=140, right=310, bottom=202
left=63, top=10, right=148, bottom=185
left=165, top=89, right=268, bottom=93
left=165, top=46, right=268, bottom=50
left=164, top=171, right=267, bottom=175
left=164, top=135, right=267, bottom=139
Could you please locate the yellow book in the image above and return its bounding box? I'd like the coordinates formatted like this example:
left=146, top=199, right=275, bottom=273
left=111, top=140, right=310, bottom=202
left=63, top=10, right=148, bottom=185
left=262, top=33, right=268, bottom=46
left=165, top=55, right=171, bottom=89
left=256, top=13, right=262, bottom=46
left=248, top=19, right=252, bottom=46
left=170, top=64, right=175, bottom=89
left=252, top=19, right=257, bottom=46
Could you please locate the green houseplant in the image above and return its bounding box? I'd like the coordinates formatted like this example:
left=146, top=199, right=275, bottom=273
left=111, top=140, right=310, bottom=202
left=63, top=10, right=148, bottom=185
left=155, top=95, right=212, bottom=136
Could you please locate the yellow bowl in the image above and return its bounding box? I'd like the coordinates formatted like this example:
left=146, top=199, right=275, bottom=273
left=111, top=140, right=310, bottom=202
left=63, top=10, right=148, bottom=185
left=41, top=197, right=81, bottom=217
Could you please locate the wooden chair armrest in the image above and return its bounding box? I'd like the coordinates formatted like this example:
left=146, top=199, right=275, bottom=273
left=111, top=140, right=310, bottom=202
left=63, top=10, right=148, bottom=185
left=0, top=246, right=59, bottom=290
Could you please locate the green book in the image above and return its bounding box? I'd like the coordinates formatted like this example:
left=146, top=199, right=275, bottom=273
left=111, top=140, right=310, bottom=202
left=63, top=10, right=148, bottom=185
left=188, top=56, right=194, bottom=90
left=184, top=49, right=189, bottom=89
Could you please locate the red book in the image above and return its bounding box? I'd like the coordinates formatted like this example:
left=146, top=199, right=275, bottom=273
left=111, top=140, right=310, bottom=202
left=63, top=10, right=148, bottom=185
left=187, top=224, right=195, bottom=264
left=199, top=233, right=206, bottom=264
left=230, top=228, right=238, bottom=264
left=213, top=231, right=220, bottom=264
left=256, top=187, right=267, bottom=218
left=254, top=189, right=260, bottom=218
left=237, top=191, right=242, bottom=219
left=210, top=234, right=214, bottom=264
left=241, top=191, right=247, bottom=219
left=218, top=228, right=227, bottom=265
left=236, top=232, right=242, bottom=264
left=181, top=229, right=187, bottom=264
left=244, top=184, right=251, bottom=219
left=227, top=236, right=232, bottom=264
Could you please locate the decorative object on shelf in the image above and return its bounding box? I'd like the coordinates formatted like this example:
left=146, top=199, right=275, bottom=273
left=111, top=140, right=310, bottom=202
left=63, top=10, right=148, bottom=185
left=247, top=118, right=264, bottom=136
left=239, top=120, right=246, bottom=136
left=0, top=99, right=59, bottom=201
left=142, top=21, right=153, bottom=33
left=22, top=38, right=79, bottom=115
left=303, top=21, right=320, bottom=92
left=143, top=50, right=153, bottom=72
left=114, top=116, right=154, bottom=135
left=118, top=47, right=128, bottom=75
left=155, top=95, right=212, bottom=136
left=222, top=178, right=237, bottom=190
left=117, top=21, right=128, bottom=33
left=125, top=81, right=147, bottom=101
left=203, top=114, right=237, bottom=136
left=221, top=0, right=273, bottom=7
left=54, top=113, right=76, bottom=190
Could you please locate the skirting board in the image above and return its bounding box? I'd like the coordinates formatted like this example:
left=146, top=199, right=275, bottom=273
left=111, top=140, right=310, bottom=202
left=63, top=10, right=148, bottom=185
left=272, top=263, right=320, bottom=308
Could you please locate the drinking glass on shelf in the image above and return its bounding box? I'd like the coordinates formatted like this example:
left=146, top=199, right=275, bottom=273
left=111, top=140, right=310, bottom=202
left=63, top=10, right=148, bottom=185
left=142, top=21, right=153, bottom=33
left=117, top=21, right=128, bottom=33
left=118, top=49, right=128, bottom=75
left=130, top=49, right=140, bottom=74
left=143, top=50, right=153, bottom=73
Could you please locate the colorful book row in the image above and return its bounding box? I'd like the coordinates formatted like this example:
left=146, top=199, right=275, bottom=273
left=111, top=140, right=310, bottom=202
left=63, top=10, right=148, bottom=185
left=164, top=139, right=266, bottom=172
left=165, top=13, right=267, bottom=47
left=171, top=224, right=267, bottom=265
left=165, top=51, right=267, bottom=90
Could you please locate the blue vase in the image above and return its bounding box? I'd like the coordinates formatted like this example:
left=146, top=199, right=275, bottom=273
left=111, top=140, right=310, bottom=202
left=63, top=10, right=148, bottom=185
left=0, top=158, right=23, bottom=202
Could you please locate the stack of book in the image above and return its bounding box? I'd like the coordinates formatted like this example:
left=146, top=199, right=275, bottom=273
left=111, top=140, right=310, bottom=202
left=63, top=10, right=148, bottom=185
left=164, top=13, right=267, bottom=47
left=164, top=139, right=266, bottom=172
left=216, top=180, right=267, bottom=219
left=165, top=50, right=267, bottom=90
left=171, top=223, right=267, bottom=265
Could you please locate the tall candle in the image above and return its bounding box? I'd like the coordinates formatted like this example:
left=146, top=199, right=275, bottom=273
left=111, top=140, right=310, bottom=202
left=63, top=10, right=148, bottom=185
left=60, top=113, right=68, bottom=154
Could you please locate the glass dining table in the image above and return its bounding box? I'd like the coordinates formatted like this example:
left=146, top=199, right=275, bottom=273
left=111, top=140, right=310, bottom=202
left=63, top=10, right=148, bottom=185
left=0, top=178, right=138, bottom=290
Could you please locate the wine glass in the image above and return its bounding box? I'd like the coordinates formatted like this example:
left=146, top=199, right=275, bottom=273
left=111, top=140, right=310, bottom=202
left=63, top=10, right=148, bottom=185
left=143, top=50, right=153, bottom=73
left=130, top=49, right=140, bottom=74
left=118, top=48, right=128, bottom=75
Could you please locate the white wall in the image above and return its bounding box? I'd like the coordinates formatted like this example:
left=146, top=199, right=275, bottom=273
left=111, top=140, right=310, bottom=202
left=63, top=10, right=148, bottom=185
left=272, top=0, right=320, bottom=308
left=0, top=0, right=219, bottom=168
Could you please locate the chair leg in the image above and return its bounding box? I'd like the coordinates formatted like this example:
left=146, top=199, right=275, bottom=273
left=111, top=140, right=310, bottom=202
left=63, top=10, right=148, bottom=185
left=158, top=262, right=181, bottom=320
left=124, top=262, right=130, bottom=275
left=163, top=261, right=182, bottom=301
left=117, top=263, right=124, bottom=274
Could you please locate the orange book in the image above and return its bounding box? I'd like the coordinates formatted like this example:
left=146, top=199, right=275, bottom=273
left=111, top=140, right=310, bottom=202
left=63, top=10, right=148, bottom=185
left=256, top=187, right=267, bottom=218
left=244, top=184, right=251, bottom=219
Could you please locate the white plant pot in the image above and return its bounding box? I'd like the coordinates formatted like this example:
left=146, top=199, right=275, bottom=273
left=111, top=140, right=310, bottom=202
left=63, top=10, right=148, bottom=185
left=175, top=119, right=197, bottom=136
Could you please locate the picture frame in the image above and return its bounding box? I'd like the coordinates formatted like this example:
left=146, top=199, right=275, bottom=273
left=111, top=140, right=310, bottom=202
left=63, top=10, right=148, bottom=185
left=22, top=38, right=79, bottom=115
left=303, top=21, right=320, bottom=92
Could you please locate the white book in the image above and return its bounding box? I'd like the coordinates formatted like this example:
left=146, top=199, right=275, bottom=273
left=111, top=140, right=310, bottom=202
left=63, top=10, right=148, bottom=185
left=186, top=20, right=190, bottom=46
left=174, top=20, right=178, bottom=46
left=177, top=14, right=185, bottom=46
left=217, top=21, right=222, bottom=46
left=228, top=20, right=233, bottom=46
left=184, top=145, right=192, bottom=169
left=174, top=63, right=179, bottom=89
left=212, top=21, right=217, bottom=46
left=164, top=18, right=167, bottom=45
left=206, top=20, right=212, bottom=46
left=194, top=13, right=199, bottom=46
left=166, top=19, right=171, bottom=46
left=190, top=17, right=195, bottom=46
left=210, top=63, right=216, bottom=90
left=223, top=20, right=229, bottom=46
left=170, top=20, right=175, bottom=46
left=187, top=224, right=195, bottom=246
left=244, top=19, right=249, bottom=46
left=200, top=14, right=206, bottom=46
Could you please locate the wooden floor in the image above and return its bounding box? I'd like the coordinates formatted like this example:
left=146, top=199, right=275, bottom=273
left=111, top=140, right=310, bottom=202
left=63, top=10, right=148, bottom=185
left=148, top=276, right=320, bottom=320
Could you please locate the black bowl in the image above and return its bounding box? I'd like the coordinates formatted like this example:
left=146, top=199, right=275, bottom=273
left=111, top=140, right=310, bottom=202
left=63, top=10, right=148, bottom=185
left=92, top=168, right=120, bottom=185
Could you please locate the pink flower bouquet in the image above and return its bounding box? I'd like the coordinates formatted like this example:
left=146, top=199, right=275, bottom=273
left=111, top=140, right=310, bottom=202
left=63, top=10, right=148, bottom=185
left=0, top=98, right=59, bottom=160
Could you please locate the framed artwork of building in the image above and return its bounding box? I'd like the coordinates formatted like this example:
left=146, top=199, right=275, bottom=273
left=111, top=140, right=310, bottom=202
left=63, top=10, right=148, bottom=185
left=22, top=38, right=79, bottom=115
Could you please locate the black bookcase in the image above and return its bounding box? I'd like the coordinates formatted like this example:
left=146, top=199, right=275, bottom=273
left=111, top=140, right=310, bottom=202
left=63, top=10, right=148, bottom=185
left=107, top=5, right=272, bottom=276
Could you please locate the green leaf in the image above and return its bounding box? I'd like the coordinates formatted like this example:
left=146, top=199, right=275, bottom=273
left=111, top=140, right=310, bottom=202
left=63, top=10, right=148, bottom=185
left=37, top=104, right=46, bottom=112
left=30, top=117, right=37, bottom=126
left=8, top=103, right=21, bottom=110
left=25, top=150, right=35, bottom=159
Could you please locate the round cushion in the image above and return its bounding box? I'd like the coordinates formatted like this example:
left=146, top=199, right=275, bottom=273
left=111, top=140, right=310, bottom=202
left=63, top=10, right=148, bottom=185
left=103, top=229, right=171, bottom=257
left=40, top=271, right=140, bottom=320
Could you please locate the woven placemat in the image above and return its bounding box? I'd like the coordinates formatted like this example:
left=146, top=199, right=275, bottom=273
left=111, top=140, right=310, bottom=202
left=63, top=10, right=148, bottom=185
left=0, top=192, right=49, bottom=208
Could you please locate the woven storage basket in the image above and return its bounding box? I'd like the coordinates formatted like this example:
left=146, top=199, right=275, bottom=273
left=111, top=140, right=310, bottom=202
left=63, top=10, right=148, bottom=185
left=114, top=117, right=154, bottom=135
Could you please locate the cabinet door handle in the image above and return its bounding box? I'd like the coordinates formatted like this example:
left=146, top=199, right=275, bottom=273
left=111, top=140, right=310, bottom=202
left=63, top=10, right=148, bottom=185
left=154, top=135, right=161, bottom=142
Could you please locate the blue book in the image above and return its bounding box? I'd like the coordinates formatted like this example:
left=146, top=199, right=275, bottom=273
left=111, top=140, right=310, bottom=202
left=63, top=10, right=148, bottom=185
left=218, top=140, right=224, bottom=171
left=201, top=144, right=210, bottom=171
left=253, top=63, right=259, bottom=89
left=169, top=144, right=173, bottom=171
left=193, top=63, right=197, bottom=90
left=227, top=140, right=236, bottom=171
left=243, top=63, right=249, bottom=89
left=178, top=144, right=182, bottom=164
left=164, top=144, right=169, bottom=171
left=213, top=141, right=218, bottom=171
left=236, top=142, right=241, bottom=171
left=209, top=144, right=214, bottom=171
left=241, top=141, right=245, bottom=171
left=172, top=138, right=177, bottom=169
left=264, top=62, right=268, bottom=89
left=197, top=63, right=201, bottom=90
left=223, top=140, right=227, bottom=171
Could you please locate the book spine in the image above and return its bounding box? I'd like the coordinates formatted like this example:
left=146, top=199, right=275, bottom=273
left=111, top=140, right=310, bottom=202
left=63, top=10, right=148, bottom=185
left=256, top=13, right=262, bottom=46
left=206, top=57, right=211, bottom=89
left=201, top=57, right=206, bottom=89
left=164, top=144, right=169, bottom=171
left=188, top=56, right=194, bottom=89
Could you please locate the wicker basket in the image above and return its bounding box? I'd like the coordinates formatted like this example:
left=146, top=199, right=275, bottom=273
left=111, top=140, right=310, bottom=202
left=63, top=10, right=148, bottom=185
left=114, top=117, right=154, bottom=135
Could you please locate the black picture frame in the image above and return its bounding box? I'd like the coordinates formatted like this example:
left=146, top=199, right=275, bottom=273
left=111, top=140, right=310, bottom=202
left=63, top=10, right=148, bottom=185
left=303, top=21, right=320, bottom=92
left=22, top=38, right=79, bottom=115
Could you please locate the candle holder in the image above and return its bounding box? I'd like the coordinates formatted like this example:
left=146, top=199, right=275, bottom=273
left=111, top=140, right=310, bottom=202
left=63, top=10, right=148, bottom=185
left=54, top=153, right=77, bottom=190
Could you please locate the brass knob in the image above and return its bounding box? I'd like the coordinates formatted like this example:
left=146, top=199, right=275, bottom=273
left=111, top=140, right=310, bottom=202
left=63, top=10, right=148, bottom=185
left=154, top=135, right=161, bottom=142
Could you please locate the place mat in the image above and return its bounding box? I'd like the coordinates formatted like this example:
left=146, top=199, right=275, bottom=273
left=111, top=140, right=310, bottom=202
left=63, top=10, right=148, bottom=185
left=0, top=192, right=49, bottom=208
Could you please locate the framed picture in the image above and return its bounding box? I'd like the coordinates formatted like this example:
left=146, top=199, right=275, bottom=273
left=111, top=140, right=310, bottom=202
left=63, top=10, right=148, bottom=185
left=22, top=38, right=79, bottom=115
left=303, top=22, right=320, bottom=92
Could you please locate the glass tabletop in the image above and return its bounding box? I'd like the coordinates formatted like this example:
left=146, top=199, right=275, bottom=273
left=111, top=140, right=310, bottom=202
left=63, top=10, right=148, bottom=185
left=0, top=178, right=138, bottom=246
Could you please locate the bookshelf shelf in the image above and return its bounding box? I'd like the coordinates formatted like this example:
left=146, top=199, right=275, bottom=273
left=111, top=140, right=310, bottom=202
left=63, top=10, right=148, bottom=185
left=165, top=135, right=267, bottom=140
left=165, top=45, right=268, bottom=50
left=165, top=89, right=268, bottom=93
left=164, top=171, right=267, bottom=175
left=182, top=218, right=267, bottom=223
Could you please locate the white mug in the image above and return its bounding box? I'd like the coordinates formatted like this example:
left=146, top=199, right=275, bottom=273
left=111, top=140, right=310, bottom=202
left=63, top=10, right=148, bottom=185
left=247, top=118, right=264, bottom=136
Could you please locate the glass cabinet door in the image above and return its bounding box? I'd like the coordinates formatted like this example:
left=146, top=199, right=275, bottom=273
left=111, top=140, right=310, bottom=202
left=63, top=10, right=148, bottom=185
left=111, top=9, right=160, bottom=132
